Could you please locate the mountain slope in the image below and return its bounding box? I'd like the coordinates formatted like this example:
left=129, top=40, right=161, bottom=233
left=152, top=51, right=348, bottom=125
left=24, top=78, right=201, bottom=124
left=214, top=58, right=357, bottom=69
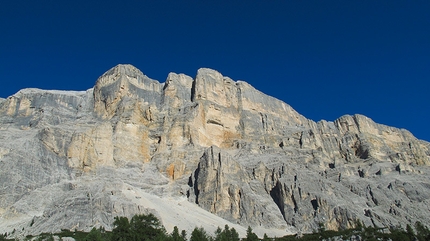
left=0, top=64, right=429, bottom=238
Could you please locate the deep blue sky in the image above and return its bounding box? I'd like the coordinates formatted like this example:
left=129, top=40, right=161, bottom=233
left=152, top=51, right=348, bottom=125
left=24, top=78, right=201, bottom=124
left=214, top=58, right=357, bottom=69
left=1, top=1, right=429, bottom=141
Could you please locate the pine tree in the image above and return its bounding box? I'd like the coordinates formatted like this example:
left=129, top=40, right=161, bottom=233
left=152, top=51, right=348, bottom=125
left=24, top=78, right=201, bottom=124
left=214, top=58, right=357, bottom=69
left=223, top=225, right=231, bottom=241
left=244, top=226, right=259, bottom=241
left=181, top=230, right=187, bottom=241
left=190, top=227, right=209, bottom=241
left=406, top=224, right=415, bottom=241
left=415, top=221, right=430, bottom=241
left=214, top=225, right=240, bottom=241
left=111, top=216, right=132, bottom=241
left=229, top=228, right=240, bottom=241
left=130, top=213, right=166, bottom=241
left=262, top=233, right=271, bottom=241
left=214, top=227, right=224, bottom=241
left=111, top=214, right=167, bottom=241
left=85, top=227, right=103, bottom=241
left=171, top=226, right=184, bottom=241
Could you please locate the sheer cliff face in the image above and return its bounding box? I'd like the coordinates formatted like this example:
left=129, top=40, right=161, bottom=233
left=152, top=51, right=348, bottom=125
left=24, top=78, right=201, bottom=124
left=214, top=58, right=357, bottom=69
left=0, top=64, right=429, bottom=236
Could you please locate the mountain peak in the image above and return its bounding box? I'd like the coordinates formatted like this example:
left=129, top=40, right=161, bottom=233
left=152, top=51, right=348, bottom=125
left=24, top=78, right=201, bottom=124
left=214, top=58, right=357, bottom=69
left=0, top=65, right=429, bottom=238
left=106, top=63, right=143, bottom=75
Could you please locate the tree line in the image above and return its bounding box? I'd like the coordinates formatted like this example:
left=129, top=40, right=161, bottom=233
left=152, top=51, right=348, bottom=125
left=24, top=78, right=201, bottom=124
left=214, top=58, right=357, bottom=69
left=2, top=213, right=429, bottom=241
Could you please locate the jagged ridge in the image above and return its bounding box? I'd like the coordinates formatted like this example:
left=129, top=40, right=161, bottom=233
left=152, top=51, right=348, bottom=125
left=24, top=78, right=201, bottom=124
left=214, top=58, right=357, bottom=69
left=0, top=64, right=429, bottom=238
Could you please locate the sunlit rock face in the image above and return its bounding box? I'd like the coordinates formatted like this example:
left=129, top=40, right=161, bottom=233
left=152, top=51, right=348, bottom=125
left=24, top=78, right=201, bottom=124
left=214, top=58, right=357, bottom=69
left=0, top=64, right=429, bottom=238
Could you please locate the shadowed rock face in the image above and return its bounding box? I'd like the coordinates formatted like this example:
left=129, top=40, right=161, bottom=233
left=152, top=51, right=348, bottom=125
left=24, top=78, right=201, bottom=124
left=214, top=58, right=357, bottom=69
left=0, top=64, right=429, bottom=237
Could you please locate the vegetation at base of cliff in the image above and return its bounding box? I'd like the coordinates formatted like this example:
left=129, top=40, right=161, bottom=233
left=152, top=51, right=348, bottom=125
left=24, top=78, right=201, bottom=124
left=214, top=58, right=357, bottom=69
left=2, top=214, right=430, bottom=241
left=277, top=221, right=430, bottom=241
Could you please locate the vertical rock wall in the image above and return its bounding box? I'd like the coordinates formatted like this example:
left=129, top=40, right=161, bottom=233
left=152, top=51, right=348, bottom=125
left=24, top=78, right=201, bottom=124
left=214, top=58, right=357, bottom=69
left=0, top=64, right=429, bottom=236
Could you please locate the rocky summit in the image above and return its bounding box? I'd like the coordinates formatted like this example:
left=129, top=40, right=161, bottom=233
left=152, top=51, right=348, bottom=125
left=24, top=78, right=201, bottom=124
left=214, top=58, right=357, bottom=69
left=0, top=64, right=429, bottom=238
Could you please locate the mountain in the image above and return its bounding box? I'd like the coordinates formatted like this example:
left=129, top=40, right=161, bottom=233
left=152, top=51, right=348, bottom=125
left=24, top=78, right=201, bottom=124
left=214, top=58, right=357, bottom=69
left=0, top=64, right=429, bottom=238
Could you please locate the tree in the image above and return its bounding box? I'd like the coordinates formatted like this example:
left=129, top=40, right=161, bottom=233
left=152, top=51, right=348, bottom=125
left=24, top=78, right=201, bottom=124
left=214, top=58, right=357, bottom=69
left=214, top=227, right=224, bottom=241
left=46, top=234, right=55, bottom=241
left=389, top=226, right=411, bottom=241
left=190, top=227, right=209, bottom=241
left=111, top=216, right=132, bottom=241
left=181, top=230, right=187, bottom=241
left=415, top=221, right=430, bottom=241
left=406, top=224, right=415, bottom=241
left=85, top=227, right=103, bottom=241
left=229, top=228, right=240, bottom=241
left=213, top=225, right=239, bottom=241
left=171, top=226, right=185, bottom=241
left=244, top=226, right=259, bottom=241
left=262, top=233, right=271, bottom=241
left=130, top=213, right=166, bottom=241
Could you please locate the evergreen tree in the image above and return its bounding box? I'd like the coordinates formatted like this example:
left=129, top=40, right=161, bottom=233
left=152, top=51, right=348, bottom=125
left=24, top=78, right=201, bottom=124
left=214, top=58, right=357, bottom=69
left=229, top=228, right=240, bottom=241
left=389, top=226, right=411, bottom=241
left=224, top=224, right=231, bottom=241
left=223, top=225, right=231, bottom=241
left=262, top=233, right=271, bottom=241
left=111, top=216, right=132, bottom=241
left=415, top=221, right=430, bottom=241
left=85, top=227, right=103, bottom=241
left=46, top=234, right=55, bottom=241
left=190, top=227, right=209, bottom=241
left=181, top=230, right=187, bottom=241
left=171, top=226, right=185, bottom=241
left=214, top=227, right=224, bottom=241
left=405, top=224, right=415, bottom=241
left=214, top=225, right=239, bottom=241
left=130, top=213, right=166, bottom=241
left=244, top=226, right=259, bottom=241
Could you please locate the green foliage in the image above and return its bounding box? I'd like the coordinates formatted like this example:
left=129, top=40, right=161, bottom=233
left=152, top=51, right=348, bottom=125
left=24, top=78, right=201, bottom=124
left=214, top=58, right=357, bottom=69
left=214, top=227, right=223, bottom=241
left=244, top=226, right=259, bottom=241
left=214, top=225, right=239, bottom=241
left=262, top=233, right=271, bottom=241
left=130, top=213, right=166, bottom=240
left=170, top=226, right=186, bottom=241
left=274, top=222, right=430, bottom=241
left=58, top=229, right=90, bottom=240
left=46, top=234, right=55, bottom=241
left=0, top=233, right=7, bottom=241
left=274, top=234, right=298, bottom=241
left=406, top=224, right=415, bottom=238
left=84, top=227, right=108, bottom=241
left=112, top=216, right=132, bottom=241
left=415, top=221, right=430, bottom=241
left=181, top=230, right=187, bottom=241
left=229, top=228, right=239, bottom=241
left=190, top=227, right=210, bottom=241
left=15, top=214, right=430, bottom=241
left=386, top=225, right=414, bottom=241
left=111, top=214, right=167, bottom=241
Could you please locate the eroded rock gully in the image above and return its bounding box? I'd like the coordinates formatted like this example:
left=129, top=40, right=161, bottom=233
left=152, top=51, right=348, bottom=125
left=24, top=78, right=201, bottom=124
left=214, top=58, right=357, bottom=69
left=0, top=64, right=429, bottom=237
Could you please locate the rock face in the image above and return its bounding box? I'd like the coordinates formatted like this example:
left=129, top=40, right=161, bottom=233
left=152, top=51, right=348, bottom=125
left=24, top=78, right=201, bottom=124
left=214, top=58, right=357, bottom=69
left=0, top=64, right=429, bottom=238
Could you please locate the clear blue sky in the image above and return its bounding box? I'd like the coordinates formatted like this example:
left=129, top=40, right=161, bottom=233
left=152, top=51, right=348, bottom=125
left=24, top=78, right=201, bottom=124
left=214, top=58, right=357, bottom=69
left=1, top=1, right=429, bottom=141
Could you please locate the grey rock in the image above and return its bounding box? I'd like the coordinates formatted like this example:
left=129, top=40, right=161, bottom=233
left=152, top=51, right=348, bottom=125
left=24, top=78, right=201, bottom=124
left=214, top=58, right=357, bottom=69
left=0, top=64, right=429, bottom=238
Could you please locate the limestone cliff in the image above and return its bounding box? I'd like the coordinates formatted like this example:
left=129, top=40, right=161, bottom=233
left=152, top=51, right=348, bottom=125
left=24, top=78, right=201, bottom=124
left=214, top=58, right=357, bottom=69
left=0, top=64, right=429, bottom=238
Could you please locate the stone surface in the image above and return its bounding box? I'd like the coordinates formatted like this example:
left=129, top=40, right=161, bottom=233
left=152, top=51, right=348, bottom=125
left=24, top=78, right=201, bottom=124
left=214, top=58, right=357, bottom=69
left=0, top=64, right=429, bottom=239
